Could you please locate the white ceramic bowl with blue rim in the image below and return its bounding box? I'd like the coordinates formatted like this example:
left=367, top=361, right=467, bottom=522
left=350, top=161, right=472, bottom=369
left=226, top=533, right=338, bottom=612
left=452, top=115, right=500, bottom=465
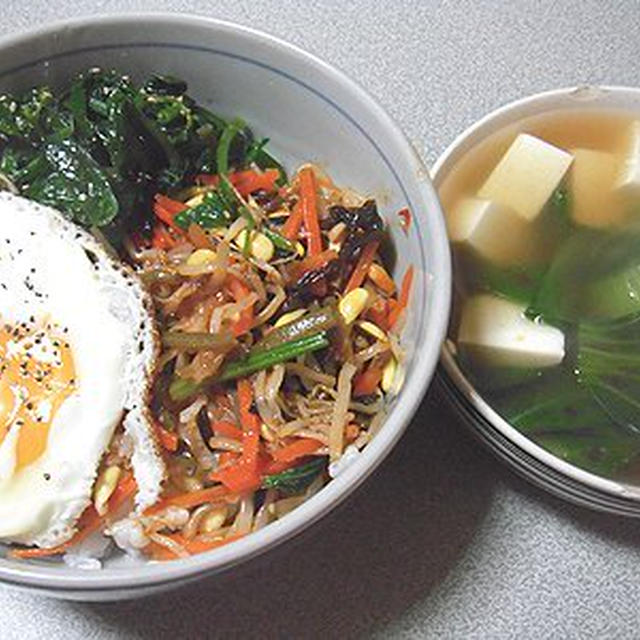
left=0, top=13, right=451, bottom=600
left=433, top=85, right=640, bottom=516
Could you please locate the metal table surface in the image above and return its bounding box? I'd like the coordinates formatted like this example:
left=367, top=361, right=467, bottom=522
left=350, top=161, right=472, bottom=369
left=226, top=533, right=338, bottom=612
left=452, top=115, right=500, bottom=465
left=1, top=1, right=640, bottom=637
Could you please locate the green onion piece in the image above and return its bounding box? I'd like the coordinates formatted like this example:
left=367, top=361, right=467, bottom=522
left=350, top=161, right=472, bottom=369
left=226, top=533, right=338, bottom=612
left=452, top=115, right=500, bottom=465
left=218, top=176, right=239, bottom=216
left=255, top=306, right=339, bottom=352
left=240, top=207, right=256, bottom=257
left=262, top=227, right=295, bottom=253
left=245, top=138, right=269, bottom=166
left=162, top=330, right=235, bottom=352
left=218, top=332, right=329, bottom=382
left=262, top=456, right=327, bottom=494
left=169, top=377, right=201, bottom=402
left=169, top=331, right=330, bottom=401
left=216, top=117, right=245, bottom=176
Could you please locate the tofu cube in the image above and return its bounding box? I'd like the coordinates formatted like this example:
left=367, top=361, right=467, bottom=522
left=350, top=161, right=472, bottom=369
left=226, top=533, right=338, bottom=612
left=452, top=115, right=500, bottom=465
left=478, top=134, right=573, bottom=222
left=569, top=148, right=621, bottom=228
left=457, top=294, right=565, bottom=369
left=447, top=197, right=532, bottom=265
left=614, top=120, right=640, bottom=200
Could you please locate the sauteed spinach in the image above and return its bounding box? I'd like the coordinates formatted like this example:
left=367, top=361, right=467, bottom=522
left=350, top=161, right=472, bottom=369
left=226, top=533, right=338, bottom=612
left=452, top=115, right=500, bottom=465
left=0, top=69, right=284, bottom=246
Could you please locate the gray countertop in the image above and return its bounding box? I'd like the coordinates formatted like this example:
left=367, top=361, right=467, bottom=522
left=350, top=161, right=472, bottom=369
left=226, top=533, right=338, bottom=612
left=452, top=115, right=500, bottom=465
left=2, top=1, right=640, bottom=637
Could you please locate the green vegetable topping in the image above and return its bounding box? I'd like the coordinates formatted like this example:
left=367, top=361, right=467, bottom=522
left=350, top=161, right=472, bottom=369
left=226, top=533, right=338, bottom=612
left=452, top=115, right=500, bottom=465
left=262, top=457, right=327, bottom=494
left=254, top=306, right=340, bottom=352
left=218, top=332, right=330, bottom=382
left=172, top=191, right=231, bottom=230
left=169, top=331, right=331, bottom=401
left=26, top=141, right=119, bottom=226
left=216, top=117, right=246, bottom=177
left=0, top=70, right=274, bottom=248
left=262, top=227, right=296, bottom=253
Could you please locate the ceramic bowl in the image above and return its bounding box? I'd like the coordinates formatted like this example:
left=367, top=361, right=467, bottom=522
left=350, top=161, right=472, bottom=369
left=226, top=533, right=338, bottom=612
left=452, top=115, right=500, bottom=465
left=0, top=13, right=451, bottom=600
left=433, top=85, right=640, bottom=516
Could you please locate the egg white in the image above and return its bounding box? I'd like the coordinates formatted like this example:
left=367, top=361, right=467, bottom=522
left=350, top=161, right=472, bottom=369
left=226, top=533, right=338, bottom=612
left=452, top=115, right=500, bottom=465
left=0, top=193, right=164, bottom=548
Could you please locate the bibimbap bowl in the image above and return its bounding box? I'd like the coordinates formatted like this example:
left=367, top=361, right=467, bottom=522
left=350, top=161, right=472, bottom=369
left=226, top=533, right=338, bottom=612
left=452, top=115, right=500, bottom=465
left=0, top=14, right=451, bottom=599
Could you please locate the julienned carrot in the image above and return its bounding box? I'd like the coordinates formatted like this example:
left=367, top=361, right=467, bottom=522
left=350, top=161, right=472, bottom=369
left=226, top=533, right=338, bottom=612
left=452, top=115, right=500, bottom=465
left=262, top=457, right=293, bottom=475
left=352, top=363, right=385, bottom=397
left=344, top=240, right=380, bottom=294
left=209, top=462, right=262, bottom=493
left=155, top=422, right=179, bottom=452
left=237, top=379, right=253, bottom=426
left=152, top=224, right=176, bottom=250
left=195, top=169, right=279, bottom=197
left=388, top=266, right=414, bottom=328
left=209, top=380, right=262, bottom=492
left=272, top=438, right=322, bottom=463
left=233, top=169, right=280, bottom=196
left=262, top=452, right=326, bottom=476
left=155, top=194, right=188, bottom=214
left=181, top=534, right=243, bottom=554
left=219, top=450, right=241, bottom=466
left=147, top=485, right=231, bottom=515
left=298, top=167, right=322, bottom=255
left=153, top=204, right=181, bottom=232
left=387, top=299, right=399, bottom=325
left=187, top=222, right=214, bottom=250
left=211, top=420, right=243, bottom=441
left=282, top=202, right=303, bottom=241
left=367, top=297, right=390, bottom=331
left=232, top=312, right=253, bottom=338
left=153, top=195, right=188, bottom=233
left=227, top=276, right=254, bottom=337
left=108, top=473, right=138, bottom=512
left=10, top=473, right=137, bottom=559
left=212, top=450, right=315, bottom=488
left=148, top=533, right=244, bottom=560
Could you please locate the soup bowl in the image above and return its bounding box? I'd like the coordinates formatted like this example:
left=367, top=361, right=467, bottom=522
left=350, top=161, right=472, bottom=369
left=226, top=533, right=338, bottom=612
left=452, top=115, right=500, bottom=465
left=0, top=13, right=451, bottom=600
left=433, top=85, right=640, bottom=516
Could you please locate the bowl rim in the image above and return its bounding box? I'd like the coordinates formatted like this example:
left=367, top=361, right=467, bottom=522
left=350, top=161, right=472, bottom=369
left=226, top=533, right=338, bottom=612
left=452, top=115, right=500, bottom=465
left=0, top=11, right=452, bottom=593
left=433, top=84, right=640, bottom=507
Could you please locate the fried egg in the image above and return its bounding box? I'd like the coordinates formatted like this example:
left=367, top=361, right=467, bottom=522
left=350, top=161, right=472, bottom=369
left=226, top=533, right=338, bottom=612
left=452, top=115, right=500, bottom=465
left=0, top=193, right=165, bottom=549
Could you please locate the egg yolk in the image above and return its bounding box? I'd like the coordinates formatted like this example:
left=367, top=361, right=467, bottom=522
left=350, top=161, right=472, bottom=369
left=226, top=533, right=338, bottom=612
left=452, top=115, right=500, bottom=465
left=0, top=322, right=75, bottom=471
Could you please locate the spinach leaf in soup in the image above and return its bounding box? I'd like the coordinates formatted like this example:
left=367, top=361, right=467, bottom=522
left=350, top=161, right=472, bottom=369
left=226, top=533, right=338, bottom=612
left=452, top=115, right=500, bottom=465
left=530, top=226, right=640, bottom=324
left=497, top=368, right=640, bottom=477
